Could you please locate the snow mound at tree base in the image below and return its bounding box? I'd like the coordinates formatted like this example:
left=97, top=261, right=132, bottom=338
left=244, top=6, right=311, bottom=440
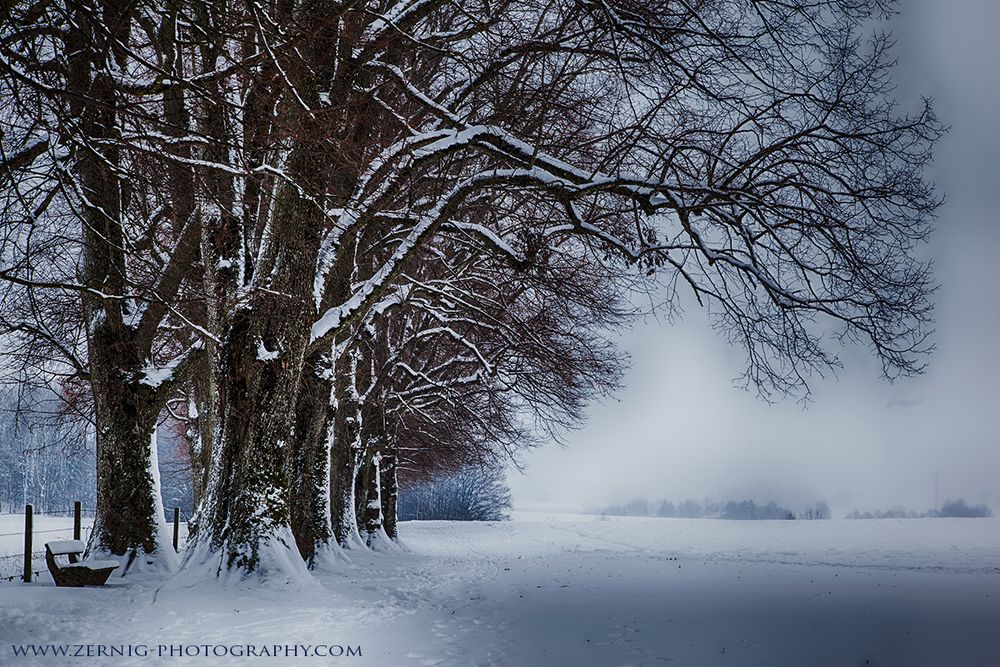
left=309, top=542, right=353, bottom=572
left=168, top=526, right=315, bottom=590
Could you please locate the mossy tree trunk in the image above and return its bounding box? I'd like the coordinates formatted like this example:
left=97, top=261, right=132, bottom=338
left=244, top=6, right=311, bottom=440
left=197, top=163, right=323, bottom=574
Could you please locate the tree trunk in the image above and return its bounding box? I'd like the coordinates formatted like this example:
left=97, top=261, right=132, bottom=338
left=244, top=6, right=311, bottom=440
left=289, top=231, right=359, bottom=562
left=323, top=236, right=365, bottom=550
left=89, top=338, right=163, bottom=562
left=187, top=371, right=216, bottom=509
left=67, top=1, right=171, bottom=568
left=288, top=354, right=334, bottom=566
left=330, top=372, right=363, bottom=548
left=359, top=452, right=384, bottom=546
left=195, top=303, right=307, bottom=576
left=184, top=1, right=239, bottom=524
left=380, top=452, right=399, bottom=541
left=191, top=145, right=324, bottom=577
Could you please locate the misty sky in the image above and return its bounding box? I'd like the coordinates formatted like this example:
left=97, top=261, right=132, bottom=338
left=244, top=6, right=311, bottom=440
left=510, top=0, right=1000, bottom=516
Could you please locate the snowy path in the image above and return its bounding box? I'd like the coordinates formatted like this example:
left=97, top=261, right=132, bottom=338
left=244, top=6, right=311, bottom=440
left=1, top=513, right=999, bottom=666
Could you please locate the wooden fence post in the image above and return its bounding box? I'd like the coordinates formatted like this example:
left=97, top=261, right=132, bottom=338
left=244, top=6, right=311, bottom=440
left=23, top=504, right=32, bottom=583
left=73, top=501, right=82, bottom=541
left=172, top=508, right=179, bottom=552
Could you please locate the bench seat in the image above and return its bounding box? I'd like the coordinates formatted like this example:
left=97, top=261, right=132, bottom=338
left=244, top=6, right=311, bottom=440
left=45, top=541, right=119, bottom=587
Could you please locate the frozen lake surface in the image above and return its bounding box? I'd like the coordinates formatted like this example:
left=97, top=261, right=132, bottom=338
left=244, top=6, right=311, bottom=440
left=1, top=512, right=998, bottom=665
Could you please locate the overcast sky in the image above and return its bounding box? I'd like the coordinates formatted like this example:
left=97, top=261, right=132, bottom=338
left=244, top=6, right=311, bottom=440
left=510, top=0, right=1000, bottom=516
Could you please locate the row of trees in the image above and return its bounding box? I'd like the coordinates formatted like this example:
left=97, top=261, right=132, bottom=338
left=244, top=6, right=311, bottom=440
left=596, top=498, right=827, bottom=520
left=847, top=500, right=994, bottom=519
left=0, top=393, right=95, bottom=514
left=0, top=382, right=509, bottom=524
left=0, top=390, right=198, bottom=517
left=0, top=0, right=940, bottom=580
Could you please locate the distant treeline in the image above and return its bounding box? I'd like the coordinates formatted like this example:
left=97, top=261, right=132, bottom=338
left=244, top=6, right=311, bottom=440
left=847, top=498, right=993, bottom=519
left=0, top=391, right=193, bottom=516
left=594, top=498, right=831, bottom=521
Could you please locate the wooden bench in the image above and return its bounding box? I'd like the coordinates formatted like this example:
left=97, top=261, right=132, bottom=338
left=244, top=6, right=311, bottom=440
left=45, top=540, right=119, bottom=587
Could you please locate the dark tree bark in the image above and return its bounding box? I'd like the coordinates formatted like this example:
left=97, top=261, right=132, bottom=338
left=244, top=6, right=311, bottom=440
left=288, top=353, right=334, bottom=566
left=358, top=452, right=384, bottom=546
left=379, top=452, right=399, bottom=541
left=329, top=368, right=363, bottom=548
left=88, top=337, right=161, bottom=559
left=198, top=195, right=322, bottom=572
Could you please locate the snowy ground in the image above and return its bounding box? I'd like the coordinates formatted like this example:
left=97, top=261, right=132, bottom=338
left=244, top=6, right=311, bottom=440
left=1, top=511, right=999, bottom=666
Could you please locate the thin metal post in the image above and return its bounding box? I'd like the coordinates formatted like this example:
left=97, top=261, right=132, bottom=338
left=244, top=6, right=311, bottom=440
left=73, top=501, right=82, bottom=541
left=172, top=507, right=180, bottom=552
left=23, top=505, right=33, bottom=583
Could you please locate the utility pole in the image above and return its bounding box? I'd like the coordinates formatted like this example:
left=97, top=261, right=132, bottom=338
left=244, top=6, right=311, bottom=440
left=934, top=470, right=939, bottom=512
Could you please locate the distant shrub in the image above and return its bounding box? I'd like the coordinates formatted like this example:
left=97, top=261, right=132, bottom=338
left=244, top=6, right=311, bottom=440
left=938, top=499, right=993, bottom=518
left=399, top=465, right=511, bottom=522
left=801, top=501, right=831, bottom=520
left=677, top=499, right=705, bottom=518
left=600, top=497, right=650, bottom=517
left=720, top=500, right=795, bottom=520
left=656, top=500, right=676, bottom=517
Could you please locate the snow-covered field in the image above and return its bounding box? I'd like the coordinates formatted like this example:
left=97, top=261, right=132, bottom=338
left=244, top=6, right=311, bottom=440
left=2, top=511, right=999, bottom=666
